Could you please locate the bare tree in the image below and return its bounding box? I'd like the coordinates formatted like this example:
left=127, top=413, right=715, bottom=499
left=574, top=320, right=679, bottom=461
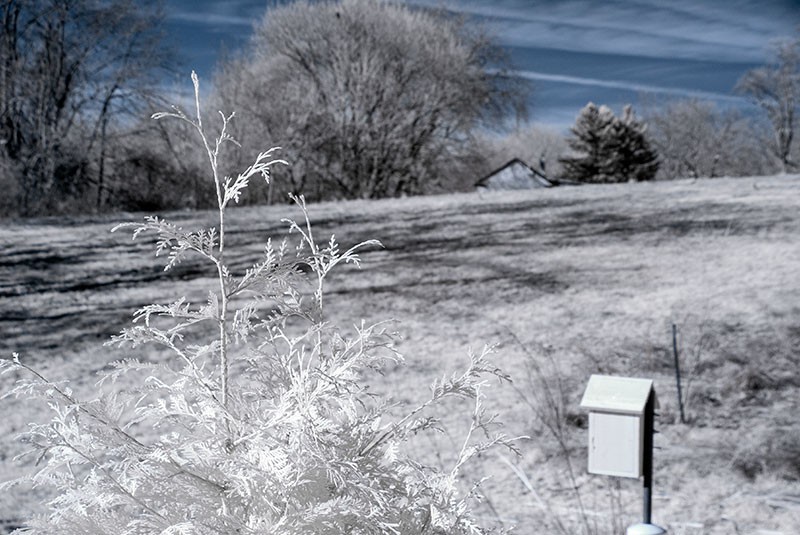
left=214, top=0, right=527, bottom=202
left=0, top=0, right=170, bottom=216
left=647, top=99, right=774, bottom=179
left=737, top=38, right=800, bottom=174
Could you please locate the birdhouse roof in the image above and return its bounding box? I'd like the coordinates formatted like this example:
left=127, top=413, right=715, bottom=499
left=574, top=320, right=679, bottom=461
left=580, top=374, right=658, bottom=415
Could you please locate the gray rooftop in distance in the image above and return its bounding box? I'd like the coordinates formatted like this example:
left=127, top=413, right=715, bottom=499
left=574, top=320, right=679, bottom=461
left=475, top=158, right=553, bottom=191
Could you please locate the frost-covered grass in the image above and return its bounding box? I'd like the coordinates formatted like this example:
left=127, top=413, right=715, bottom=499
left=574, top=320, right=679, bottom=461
left=2, top=173, right=800, bottom=533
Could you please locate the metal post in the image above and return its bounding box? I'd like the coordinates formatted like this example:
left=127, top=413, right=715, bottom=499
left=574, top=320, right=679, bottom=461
left=626, top=391, right=666, bottom=535
left=642, top=391, right=654, bottom=523
left=671, top=324, right=686, bottom=424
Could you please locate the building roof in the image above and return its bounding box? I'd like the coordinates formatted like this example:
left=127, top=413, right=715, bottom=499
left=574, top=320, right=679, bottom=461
left=475, top=158, right=553, bottom=190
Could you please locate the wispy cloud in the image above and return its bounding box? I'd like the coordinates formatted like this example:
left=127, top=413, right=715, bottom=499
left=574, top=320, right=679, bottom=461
left=161, top=0, right=791, bottom=129
left=406, top=0, right=800, bottom=63
left=166, top=1, right=265, bottom=28
left=167, top=12, right=252, bottom=27
left=517, top=70, right=746, bottom=103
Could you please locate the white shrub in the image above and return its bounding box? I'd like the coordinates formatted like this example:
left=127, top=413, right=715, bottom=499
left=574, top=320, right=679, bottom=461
left=1, top=73, right=518, bottom=535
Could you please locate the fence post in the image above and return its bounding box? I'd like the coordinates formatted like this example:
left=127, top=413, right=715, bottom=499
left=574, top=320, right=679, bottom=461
left=672, top=324, right=686, bottom=424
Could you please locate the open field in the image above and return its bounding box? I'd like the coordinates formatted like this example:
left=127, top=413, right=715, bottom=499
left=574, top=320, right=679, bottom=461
left=2, top=174, right=799, bottom=533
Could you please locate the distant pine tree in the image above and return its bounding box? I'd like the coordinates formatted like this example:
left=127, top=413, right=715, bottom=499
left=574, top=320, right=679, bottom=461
left=613, top=105, right=660, bottom=182
left=559, top=103, right=616, bottom=183
left=560, top=103, right=659, bottom=183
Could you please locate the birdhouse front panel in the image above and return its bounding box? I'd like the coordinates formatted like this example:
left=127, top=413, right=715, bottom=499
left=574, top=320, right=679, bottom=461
left=587, top=410, right=643, bottom=478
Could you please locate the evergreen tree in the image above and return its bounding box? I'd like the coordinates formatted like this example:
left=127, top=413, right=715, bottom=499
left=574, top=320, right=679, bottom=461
left=613, top=105, right=661, bottom=181
left=559, top=103, right=616, bottom=183
left=560, top=103, right=659, bottom=183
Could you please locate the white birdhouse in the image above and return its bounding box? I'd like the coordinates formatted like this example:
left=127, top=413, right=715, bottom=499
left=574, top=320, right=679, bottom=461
left=580, top=375, right=658, bottom=479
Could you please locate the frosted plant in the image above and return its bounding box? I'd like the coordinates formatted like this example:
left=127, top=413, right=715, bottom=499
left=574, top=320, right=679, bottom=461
left=1, top=73, right=519, bottom=535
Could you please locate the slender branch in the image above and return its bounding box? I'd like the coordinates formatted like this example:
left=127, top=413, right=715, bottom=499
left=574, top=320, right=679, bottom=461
left=51, top=428, right=167, bottom=524
left=9, top=357, right=227, bottom=495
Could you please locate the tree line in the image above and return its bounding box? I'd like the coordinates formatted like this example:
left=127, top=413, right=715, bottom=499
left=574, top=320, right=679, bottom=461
left=0, top=0, right=171, bottom=216
left=489, top=37, right=800, bottom=184
left=1, top=0, right=798, bottom=218
left=0, top=0, right=527, bottom=217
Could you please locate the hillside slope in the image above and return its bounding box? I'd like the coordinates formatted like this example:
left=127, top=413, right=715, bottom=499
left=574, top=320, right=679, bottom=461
left=1, top=174, right=799, bottom=533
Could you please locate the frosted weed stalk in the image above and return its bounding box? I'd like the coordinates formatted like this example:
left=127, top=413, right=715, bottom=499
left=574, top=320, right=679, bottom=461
left=1, top=73, right=519, bottom=534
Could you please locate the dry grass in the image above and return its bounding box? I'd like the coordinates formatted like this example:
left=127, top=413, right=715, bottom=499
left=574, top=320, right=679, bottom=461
left=1, top=174, right=799, bottom=533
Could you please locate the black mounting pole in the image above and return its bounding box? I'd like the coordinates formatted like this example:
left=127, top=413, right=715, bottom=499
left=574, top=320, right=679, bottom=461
left=642, top=390, right=655, bottom=524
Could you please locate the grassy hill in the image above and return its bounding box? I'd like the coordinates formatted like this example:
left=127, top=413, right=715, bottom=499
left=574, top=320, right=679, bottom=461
left=1, top=174, right=799, bottom=534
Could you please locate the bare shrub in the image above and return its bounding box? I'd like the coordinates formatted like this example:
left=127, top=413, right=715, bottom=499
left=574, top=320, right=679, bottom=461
left=729, top=424, right=800, bottom=481
left=109, top=118, right=214, bottom=212
left=0, top=153, right=21, bottom=217
left=502, top=331, right=626, bottom=535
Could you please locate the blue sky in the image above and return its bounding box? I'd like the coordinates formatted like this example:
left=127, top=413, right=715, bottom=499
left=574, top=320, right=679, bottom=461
left=163, top=0, right=800, bottom=129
